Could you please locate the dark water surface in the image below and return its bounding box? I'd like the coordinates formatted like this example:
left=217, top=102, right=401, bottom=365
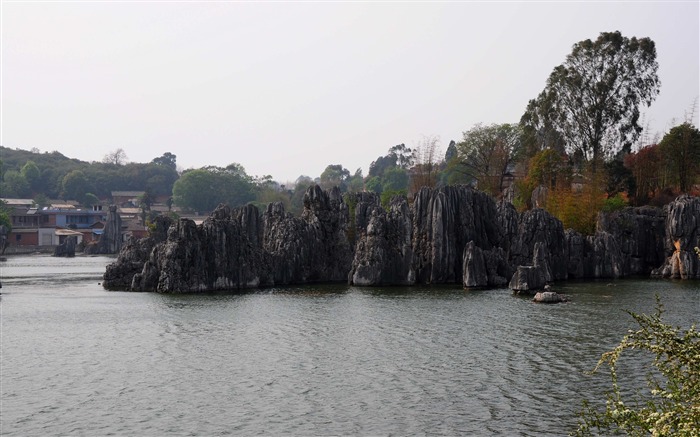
left=2, top=255, right=698, bottom=436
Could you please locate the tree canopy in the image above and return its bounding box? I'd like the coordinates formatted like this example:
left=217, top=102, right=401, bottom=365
left=172, top=165, right=255, bottom=213
left=454, top=123, right=522, bottom=196
left=523, top=31, right=660, bottom=169
left=659, top=123, right=700, bottom=192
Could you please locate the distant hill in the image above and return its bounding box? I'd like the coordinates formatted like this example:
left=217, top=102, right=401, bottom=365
left=0, top=146, right=178, bottom=201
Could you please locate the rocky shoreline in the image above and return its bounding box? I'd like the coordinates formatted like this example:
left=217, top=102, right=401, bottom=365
left=103, top=185, right=700, bottom=294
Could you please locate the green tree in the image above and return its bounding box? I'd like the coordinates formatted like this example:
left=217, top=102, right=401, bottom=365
left=454, top=123, right=523, bottom=196
left=21, top=160, right=41, bottom=192
left=0, top=199, right=12, bottom=233
left=347, top=168, right=364, bottom=193
left=527, top=148, right=571, bottom=190
left=289, top=175, right=314, bottom=216
left=172, top=166, right=254, bottom=213
left=520, top=90, right=567, bottom=158
left=389, top=143, right=414, bottom=169
left=659, top=123, right=700, bottom=193
left=83, top=193, right=100, bottom=208
left=368, top=144, right=414, bottom=180
left=172, top=169, right=221, bottom=213
left=365, top=176, right=382, bottom=194
left=1, top=171, right=30, bottom=197
left=624, top=143, right=664, bottom=204
left=319, top=164, right=351, bottom=191
left=575, top=299, right=700, bottom=436
left=524, top=31, right=660, bottom=171
left=151, top=152, right=177, bottom=170
left=381, top=167, right=409, bottom=193
left=61, top=170, right=92, bottom=202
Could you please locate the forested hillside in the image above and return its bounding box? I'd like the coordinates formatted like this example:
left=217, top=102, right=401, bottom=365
left=0, top=147, right=178, bottom=202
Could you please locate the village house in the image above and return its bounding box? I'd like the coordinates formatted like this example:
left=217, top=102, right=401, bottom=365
left=2, top=198, right=108, bottom=249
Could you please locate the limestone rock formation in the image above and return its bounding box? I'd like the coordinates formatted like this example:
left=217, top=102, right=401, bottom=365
left=597, top=206, right=665, bottom=276
left=413, top=186, right=504, bottom=284
left=509, top=208, right=568, bottom=281
left=349, top=195, right=415, bottom=286
left=107, top=186, right=354, bottom=292
left=53, top=236, right=77, bottom=257
left=132, top=204, right=273, bottom=292
left=103, top=215, right=173, bottom=290
left=263, top=186, right=353, bottom=285
left=103, top=184, right=699, bottom=293
left=462, top=240, right=510, bottom=288
left=530, top=185, right=548, bottom=208
left=509, top=265, right=547, bottom=293
left=85, top=206, right=123, bottom=255
left=652, top=195, right=700, bottom=279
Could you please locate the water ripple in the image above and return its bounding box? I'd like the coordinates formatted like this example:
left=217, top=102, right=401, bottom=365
left=1, top=256, right=699, bottom=435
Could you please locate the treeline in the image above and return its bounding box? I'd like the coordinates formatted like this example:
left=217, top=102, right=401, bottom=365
left=2, top=31, right=699, bottom=236
left=0, top=148, right=178, bottom=204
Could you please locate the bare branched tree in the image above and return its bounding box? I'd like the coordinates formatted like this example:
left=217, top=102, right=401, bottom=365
left=410, top=135, right=442, bottom=193
left=102, top=148, right=129, bottom=166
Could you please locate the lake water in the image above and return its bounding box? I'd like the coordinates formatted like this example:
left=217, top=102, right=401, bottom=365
left=1, top=254, right=698, bottom=436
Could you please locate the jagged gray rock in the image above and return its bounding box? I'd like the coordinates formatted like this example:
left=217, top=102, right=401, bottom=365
left=462, top=240, right=511, bottom=288
left=531, top=185, right=548, bottom=208
left=413, top=185, right=504, bottom=285
left=597, top=206, right=665, bottom=276
left=348, top=196, right=415, bottom=286
left=107, top=186, right=354, bottom=292
left=585, top=231, right=624, bottom=278
left=652, top=195, right=700, bottom=279
left=509, top=208, right=568, bottom=281
left=263, top=185, right=353, bottom=285
left=53, top=236, right=77, bottom=257
left=103, top=185, right=700, bottom=293
left=103, top=215, right=174, bottom=290
left=132, top=204, right=272, bottom=292
left=509, top=265, right=547, bottom=293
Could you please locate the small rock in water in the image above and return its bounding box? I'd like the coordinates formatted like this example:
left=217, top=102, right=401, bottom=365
left=533, top=291, right=567, bottom=304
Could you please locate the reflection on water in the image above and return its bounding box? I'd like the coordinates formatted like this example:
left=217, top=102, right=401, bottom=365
left=1, top=255, right=698, bottom=436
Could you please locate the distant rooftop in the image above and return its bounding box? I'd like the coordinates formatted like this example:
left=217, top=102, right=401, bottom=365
left=1, top=198, right=34, bottom=206
left=112, top=191, right=145, bottom=197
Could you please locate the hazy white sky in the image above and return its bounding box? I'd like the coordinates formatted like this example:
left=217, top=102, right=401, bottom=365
left=2, top=1, right=699, bottom=183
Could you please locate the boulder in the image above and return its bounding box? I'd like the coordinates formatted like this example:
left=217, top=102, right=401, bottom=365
left=533, top=291, right=567, bottom=303
left=509, top=265, right=547, bottom=293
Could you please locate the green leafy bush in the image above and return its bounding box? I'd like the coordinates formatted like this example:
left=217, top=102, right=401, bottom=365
left=602, top=193, right=629, bottom=213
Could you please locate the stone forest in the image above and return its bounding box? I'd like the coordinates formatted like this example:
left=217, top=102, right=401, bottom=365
left=103, top=185, right=700, bottom=296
